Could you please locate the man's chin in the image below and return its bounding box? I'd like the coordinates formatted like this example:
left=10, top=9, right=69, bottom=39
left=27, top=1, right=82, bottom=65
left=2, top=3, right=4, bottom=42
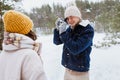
left=70, top=25, right=75, bottom=29
left=70, top=23, right=79, bottom=29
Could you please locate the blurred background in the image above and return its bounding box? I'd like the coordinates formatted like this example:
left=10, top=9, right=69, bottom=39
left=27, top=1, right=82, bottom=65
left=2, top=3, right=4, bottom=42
left=0, top=0, right=120, bottom=80
left=0, top=0, right=120, bottom=50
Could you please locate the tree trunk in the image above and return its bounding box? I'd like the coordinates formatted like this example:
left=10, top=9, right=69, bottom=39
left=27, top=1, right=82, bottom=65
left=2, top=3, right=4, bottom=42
left=0, top=15, right=3, bottom=50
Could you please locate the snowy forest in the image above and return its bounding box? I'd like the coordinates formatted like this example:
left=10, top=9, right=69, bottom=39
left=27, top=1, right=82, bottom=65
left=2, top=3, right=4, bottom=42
left=0, top=0, right=120, bottom=80
left=0, top=0, right=120, bottom=49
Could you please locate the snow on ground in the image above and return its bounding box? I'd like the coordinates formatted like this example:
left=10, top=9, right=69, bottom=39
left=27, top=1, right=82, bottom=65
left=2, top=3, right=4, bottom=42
left=37, top=34, right=64, bottom=80
left=0, top=33, right=119, bottom=80
left=90, top=45, right=120, bottom=80
left=38, top=33, right=120, bottom=80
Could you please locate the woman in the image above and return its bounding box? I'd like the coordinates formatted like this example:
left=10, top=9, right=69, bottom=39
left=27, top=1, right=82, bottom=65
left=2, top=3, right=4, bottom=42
left=0, top=10, right=47, bottom=80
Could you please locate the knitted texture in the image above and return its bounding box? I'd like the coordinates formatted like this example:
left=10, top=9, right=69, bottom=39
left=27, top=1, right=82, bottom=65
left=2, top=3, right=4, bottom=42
left=64, top=6, right=82, bottom=20
left=3, top=10, right=33, bottom=34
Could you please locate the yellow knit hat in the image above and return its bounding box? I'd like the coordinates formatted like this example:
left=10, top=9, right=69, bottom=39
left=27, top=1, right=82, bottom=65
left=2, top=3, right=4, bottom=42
left=3, top=10, right=33, bottom=34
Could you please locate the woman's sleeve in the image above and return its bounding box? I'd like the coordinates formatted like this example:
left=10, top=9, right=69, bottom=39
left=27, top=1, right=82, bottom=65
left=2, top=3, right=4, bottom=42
left=53, top=28, right=63, bottom=45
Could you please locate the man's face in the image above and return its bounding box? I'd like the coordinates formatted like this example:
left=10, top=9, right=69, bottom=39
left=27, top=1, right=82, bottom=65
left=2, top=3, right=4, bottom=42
left=66, top=16, right=80, bottom=29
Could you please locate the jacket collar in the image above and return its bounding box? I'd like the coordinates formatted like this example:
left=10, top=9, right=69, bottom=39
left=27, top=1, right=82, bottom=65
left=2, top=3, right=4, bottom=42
left=79, top=20, right=90, bottom=27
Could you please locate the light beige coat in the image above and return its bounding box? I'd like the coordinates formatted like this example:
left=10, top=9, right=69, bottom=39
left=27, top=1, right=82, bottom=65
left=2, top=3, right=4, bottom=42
left=0, top=33, right=47, bottom=80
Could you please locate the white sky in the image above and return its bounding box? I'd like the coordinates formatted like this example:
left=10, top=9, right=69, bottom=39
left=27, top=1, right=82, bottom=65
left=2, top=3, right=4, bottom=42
left=22, top=0, right=103, bottom=12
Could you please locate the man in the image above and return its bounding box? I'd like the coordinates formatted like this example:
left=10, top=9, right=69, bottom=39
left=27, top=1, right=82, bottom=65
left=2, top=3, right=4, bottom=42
left=53, top=6, right=94, bottom=80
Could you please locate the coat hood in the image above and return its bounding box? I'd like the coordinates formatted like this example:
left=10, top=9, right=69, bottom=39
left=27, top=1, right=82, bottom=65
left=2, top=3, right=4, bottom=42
left=2, top=32, right=40, bottom=53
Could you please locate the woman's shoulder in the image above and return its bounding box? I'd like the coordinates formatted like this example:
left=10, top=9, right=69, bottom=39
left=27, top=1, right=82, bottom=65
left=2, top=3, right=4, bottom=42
left=16, top=49, right=38, bottom=57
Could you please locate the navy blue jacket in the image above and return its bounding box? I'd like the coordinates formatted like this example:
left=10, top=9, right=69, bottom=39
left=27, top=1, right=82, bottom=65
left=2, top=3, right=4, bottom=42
left=53, top=24, right=94, bottom=72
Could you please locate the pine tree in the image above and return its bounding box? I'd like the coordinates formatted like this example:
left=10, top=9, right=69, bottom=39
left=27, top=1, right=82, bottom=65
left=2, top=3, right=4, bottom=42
left=0, top=1, right=13, bottom=50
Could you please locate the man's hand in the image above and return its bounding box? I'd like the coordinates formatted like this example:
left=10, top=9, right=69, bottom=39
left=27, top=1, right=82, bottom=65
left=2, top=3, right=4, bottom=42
left=55, top=18, right=65, bottom=30
left=55, top=18, right=69, bottom=34
left=59, top=22, right=69, bottom=34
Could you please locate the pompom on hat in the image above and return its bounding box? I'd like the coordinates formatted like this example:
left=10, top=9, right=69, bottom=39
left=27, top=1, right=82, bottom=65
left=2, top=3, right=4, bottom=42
left=3, top=10, right=33, bottom=34
left=64, top=6, right=82, bottom=20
